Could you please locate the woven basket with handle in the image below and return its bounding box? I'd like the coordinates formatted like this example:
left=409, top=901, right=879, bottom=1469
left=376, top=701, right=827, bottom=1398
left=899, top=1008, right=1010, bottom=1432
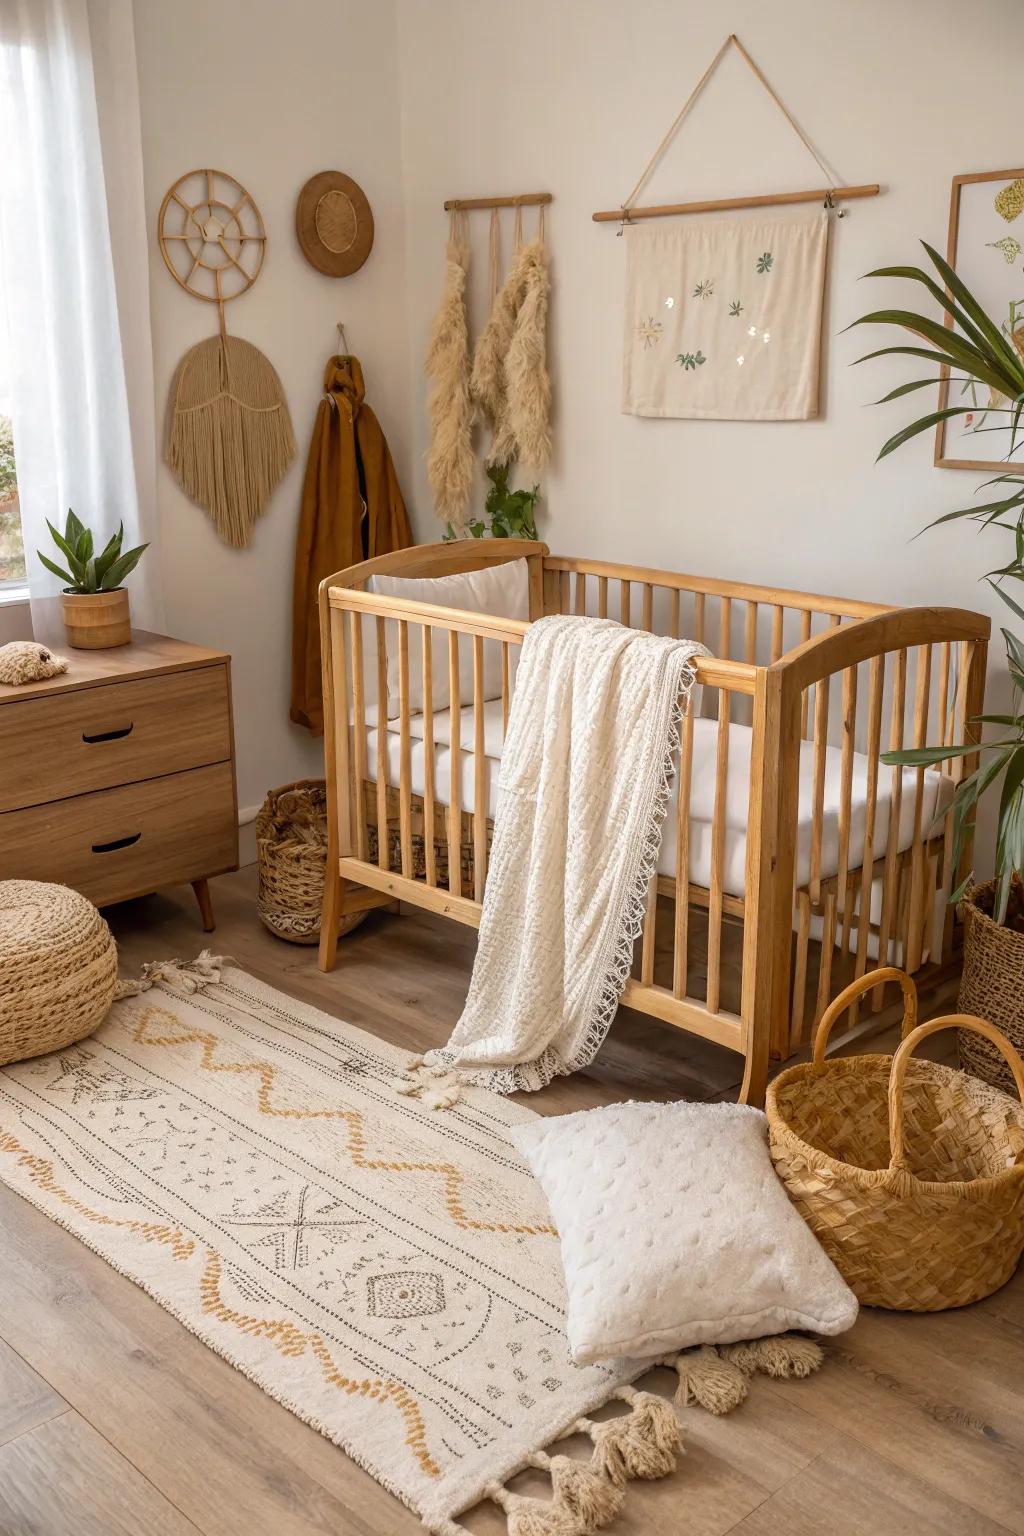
left=767, top=967, right=1024, bottom=1311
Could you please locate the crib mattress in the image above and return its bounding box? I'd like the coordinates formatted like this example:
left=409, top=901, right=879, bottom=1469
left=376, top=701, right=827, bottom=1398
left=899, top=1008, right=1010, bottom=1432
left=357, top=700, right=953, bottom=901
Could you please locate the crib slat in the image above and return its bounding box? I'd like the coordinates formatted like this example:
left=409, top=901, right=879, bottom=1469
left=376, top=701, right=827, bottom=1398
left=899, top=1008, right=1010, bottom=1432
left=669, top=588, right=680, bottom=640
left=397, top=621, right=413, bottom=878
left=620, top=579, right=631, bottom=628
left=642, top=583, right=654, bottom=633
left=706, top=694, right=730, bottom=1014
left=789, top=891, right=811, bottom=1048
left=848, top=656, right=885, bottom=1019
left=809, top=671, right=831, bottom=904
left=447, top=630, right=462, bottom=898
left=639, top=875, right=658, bottom=984
left=814, top=892, right=838, bottom=1026
left=718, top=596, right=732, bottom=662
left=799, top=611, right=812, bottom=736
left=672, top=694, right=695, bottom=1000
left=837, top=661, right=864, bottom=956
left=350, top=612, right=368, bottom=861
left=422, top=626, right=437, bottom=887
left=744, top=601, right=757, bottom=665
left=473, top=635, right=487, bottom=902
left=694, top=592, right=706, bottom=648
left=770, top=605, right=784, bottom=664
left=559, top=570, right=570, bottom=615
left=375, top=617, right=390, bottom=872
left=501, top=641, right=511, bottom=733
left=904, top=644, right=933, bottom=973
left=872, top=648, right=907, bottom=1010
left=598, top=576, right=608, bottom=619
left=938, top=640, right=951, bottom=762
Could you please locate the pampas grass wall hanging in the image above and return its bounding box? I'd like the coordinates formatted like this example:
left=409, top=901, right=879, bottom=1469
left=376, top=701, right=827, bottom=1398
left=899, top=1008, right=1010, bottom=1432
left=427, top=192, right=553, bottom=531
left=159, top=169, right=296, bottom=548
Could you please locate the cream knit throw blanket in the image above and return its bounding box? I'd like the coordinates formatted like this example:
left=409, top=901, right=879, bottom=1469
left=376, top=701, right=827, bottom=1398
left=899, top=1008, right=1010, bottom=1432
left=402, top=615, right=706, bottom=1101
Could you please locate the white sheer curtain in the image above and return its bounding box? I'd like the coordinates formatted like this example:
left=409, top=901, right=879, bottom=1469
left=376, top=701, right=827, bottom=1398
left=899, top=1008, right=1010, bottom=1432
left=0, top=0, right=163, bottom=630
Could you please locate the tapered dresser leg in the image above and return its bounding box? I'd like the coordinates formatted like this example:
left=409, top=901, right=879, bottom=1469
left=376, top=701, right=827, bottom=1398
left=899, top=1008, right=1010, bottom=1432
left=191, top=878, right=215, bottom=933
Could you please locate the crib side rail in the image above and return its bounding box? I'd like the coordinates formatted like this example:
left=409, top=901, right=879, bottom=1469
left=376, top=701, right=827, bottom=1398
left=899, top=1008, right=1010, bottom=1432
left=765, top=605, right=991, bottom=1055
left=318, top=579, right=765, bottom=1077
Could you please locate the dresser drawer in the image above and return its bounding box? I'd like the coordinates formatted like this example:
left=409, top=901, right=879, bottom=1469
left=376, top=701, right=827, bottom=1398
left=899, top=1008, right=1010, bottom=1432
left=0, top=762, right=238, bottom=906
left=0, top=664, right=232, bottom=811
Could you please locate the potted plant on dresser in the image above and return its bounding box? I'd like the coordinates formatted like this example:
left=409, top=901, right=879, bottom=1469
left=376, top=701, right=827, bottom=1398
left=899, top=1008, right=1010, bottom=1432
left=851, top=242, right=1024, bottom=1089
left=38, top=509, right=148, bottom=649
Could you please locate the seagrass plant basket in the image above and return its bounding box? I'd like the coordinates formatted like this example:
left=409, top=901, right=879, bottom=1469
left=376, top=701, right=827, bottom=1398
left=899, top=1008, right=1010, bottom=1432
left=256, top=780, right=365, bottom=945
left=766, top=967, right=1024, bottom=1311
left=957, top=878, right=1024, bottom=1093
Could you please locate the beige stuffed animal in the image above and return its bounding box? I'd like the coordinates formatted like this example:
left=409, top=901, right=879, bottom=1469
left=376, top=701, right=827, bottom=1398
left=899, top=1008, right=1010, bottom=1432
left=0, top=641, right=69, bottom=686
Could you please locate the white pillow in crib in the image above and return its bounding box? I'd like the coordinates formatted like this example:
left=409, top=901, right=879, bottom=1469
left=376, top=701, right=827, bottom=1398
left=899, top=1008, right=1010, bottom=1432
left=509, top=1099, right=857, bottom=1365
left=368, top=559, right=529, bottom=717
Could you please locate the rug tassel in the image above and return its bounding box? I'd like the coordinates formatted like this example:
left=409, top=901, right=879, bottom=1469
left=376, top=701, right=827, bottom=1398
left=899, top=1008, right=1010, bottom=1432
left=114, top=950, right=228, bottom=999
left=576, top=1388, right=683, bottom=1486
left=720, top=1334, right=824, bottom=1381
left=667, top=1335, right=824, bottom=1416
left=671, top=1344, right=749, bottom=1415
left=529, top=1450, right=625, bottom=1530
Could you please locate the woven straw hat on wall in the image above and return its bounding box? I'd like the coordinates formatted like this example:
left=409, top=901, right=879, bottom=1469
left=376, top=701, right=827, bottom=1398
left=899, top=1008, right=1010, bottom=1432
left=0, top=881, right=118, bottom=1065
left=295, top=171, right=374, bottom=278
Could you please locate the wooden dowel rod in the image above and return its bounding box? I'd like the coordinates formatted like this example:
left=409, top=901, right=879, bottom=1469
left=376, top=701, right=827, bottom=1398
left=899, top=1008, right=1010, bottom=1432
left=593, top=183, right=879, bottom=223
left=445, top=192, right=553, bottom=211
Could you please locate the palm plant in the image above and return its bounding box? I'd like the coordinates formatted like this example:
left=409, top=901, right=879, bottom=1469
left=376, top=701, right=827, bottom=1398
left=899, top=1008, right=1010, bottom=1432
left=850, top=242, right=1024, bottom=927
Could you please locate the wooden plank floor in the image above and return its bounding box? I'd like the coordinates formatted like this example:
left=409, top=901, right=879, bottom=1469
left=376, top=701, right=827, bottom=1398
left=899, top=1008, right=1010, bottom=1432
left=0, top=866, right=1021, bottom=1536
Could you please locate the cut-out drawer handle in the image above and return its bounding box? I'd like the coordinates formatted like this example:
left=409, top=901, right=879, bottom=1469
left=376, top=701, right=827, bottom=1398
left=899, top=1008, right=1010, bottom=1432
left=82, top=722, right=134, bottom=744
left=91, top=833, right=141, bottom=854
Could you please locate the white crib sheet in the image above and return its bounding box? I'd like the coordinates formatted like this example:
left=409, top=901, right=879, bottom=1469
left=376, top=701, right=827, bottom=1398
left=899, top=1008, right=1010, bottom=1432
left=357, top=700, right=953, bottom=901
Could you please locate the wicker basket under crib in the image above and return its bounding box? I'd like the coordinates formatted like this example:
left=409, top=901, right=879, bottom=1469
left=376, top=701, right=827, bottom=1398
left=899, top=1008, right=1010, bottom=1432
left=256, top=780, right=366, bottom=945
left=767, top=967, right=1024, bottom=1311
left=362, top=783, right=492, bottom=893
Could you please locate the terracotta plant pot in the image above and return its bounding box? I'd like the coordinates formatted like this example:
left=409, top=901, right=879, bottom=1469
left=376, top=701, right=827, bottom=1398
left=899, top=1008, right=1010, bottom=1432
left=957, top=877, right=1024, bottom=1092
left=61, top=588, right=131, bottom=649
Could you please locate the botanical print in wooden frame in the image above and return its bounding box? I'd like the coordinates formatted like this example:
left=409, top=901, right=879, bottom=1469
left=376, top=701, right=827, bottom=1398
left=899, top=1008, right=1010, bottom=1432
left=936, top=168, right=1024, bottom=470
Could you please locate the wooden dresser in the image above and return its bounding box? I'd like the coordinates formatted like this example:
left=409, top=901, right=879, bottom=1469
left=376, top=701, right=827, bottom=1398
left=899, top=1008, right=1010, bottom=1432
left=0, top=630, right=238, bottom=930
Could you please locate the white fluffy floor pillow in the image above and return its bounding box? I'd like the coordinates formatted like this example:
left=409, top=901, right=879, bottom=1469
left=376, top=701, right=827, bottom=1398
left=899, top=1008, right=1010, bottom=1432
left=510, top=1099, right=858, bottom=1365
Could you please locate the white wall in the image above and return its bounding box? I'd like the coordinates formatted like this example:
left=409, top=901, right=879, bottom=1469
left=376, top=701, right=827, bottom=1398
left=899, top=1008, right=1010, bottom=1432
left=394, top=0, right=1018, bottom=691
left=130, top=0, right=1022, bottom=862
left=132, top=0, right=411, bottom=822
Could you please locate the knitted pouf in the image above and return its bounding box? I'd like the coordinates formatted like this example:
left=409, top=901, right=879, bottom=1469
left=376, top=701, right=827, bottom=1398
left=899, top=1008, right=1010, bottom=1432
left=0, top=881, right=118, bottom=1065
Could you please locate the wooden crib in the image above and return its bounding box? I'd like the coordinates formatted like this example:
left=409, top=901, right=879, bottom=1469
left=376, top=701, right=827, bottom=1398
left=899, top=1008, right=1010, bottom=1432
left=317, top=539, right=989, bottom=1105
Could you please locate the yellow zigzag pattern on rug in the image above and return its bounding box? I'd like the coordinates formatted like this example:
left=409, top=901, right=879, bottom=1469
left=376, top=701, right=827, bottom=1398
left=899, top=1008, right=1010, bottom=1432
left=0, top=1126, right=441, bottom=1478
left=130, top=1006, right=556, bottom=1237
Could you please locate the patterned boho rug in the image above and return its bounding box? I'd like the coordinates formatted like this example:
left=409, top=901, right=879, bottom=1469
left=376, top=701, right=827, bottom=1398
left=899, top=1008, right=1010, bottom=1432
left=0, top=961, right=820, bottom=1534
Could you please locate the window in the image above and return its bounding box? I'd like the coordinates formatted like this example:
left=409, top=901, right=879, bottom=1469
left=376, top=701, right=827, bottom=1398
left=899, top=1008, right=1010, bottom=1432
left=0, top=412, right=23, bottom=590
left=0, top=226, right=25, bottom=592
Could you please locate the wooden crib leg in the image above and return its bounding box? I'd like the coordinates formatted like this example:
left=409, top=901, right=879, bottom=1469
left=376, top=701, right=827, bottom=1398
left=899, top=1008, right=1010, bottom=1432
left=318, top=861, right=344, bottom=972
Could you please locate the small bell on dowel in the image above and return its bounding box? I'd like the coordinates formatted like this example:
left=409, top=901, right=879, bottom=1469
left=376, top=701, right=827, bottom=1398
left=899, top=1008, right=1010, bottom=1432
left=159, top=169, right=296, bottom=548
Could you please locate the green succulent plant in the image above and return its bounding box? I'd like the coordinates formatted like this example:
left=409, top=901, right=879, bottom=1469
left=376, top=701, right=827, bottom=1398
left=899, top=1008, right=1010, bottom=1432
left=38, top=508, right=148, bottom=594
left=850, top=240, right=1024, bottom=926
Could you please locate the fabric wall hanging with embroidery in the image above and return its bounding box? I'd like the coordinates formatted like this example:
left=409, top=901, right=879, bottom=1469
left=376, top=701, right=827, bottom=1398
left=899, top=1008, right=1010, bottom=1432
left=622, top=213, right=828, bottom=421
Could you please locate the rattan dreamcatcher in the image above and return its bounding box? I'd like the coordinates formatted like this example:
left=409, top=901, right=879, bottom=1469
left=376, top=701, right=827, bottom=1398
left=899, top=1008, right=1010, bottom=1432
left=159, top=169, right=296, bottom=547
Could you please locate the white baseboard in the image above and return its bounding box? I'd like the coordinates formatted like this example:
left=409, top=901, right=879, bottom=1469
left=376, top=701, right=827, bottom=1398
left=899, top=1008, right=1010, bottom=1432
left=238, top=804, right=260, bottom=869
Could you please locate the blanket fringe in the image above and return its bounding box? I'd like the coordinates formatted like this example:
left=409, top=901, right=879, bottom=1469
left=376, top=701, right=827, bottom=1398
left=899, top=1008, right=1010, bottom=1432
left=114, top=950, right=228, bottom=1000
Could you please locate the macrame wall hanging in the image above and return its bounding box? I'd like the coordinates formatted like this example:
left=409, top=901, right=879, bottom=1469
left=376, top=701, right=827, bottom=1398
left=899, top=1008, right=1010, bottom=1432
left=425, top=192, right=553, bottom=533
left=594, top=35, right=882, bottom=423
left=159, top=169, right=297, bottom=548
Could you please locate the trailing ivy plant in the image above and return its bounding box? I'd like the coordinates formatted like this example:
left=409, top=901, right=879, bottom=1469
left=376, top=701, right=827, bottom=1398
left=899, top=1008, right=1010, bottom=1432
left=444, top=464, right=540, bottom=542
left=38, top=508, right=148, bottom=593
left=849, top=241, right=1024, bottom=926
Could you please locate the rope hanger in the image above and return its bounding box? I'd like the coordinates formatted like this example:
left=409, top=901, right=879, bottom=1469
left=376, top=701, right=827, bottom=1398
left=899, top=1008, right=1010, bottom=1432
left=593, top=33, right=880, bottom=227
